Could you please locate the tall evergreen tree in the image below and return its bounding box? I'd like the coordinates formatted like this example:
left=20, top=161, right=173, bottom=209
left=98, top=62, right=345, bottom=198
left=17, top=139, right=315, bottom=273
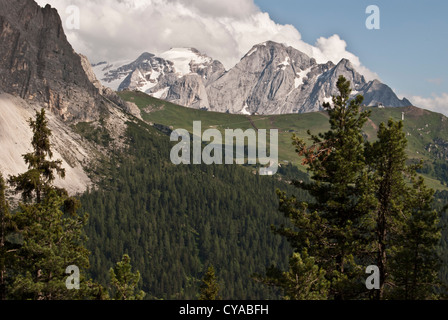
left=10, top=191, right=90, bottom=300
left=261, top=76, right=372, bottom=299
left=388, top=176, right=441, bottom=299
left=363, top=119, right=409, bottom=299
left=365, top=119, right=442, bottom=299
left=5, top=108, right=103, bottom=300
left=199, top=265, right=221, bottom=300
left=109, top=254, right=145, bottom=300
left=0, top=173, right=15, bottom=300
left=261, top=77, right=444, bottom=300
left=9, top=108, right=65, bottom=203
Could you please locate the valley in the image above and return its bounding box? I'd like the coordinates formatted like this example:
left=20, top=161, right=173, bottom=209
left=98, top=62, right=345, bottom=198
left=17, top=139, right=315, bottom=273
left=118, top=90, right=448, bottom=191
left=1, top=0, right=447, bottom=302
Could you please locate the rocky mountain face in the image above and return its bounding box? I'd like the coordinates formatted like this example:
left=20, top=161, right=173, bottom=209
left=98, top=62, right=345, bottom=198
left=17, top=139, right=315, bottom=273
left=0, top=0, right=137, bottom=195
left=93, top=48, right=226, bottom=110
left=94, top=41, right=412, bottom=115
left=0, top=0, right=114, bottom=122
left=0, top=0, right=413, bottom=197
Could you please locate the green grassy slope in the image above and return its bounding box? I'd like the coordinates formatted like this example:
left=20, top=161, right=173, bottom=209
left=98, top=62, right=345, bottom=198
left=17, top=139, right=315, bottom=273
left=118, top=90, right=448, bottom=190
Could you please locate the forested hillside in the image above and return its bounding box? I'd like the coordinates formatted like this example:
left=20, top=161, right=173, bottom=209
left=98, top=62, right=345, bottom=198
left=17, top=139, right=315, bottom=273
left=78, top=91, right=448, bottom=299
left=3, top=92, right=447, bottom=301
left=80, top=119, right=310, bottom=299
left=118, top=90, right=448, bottom=191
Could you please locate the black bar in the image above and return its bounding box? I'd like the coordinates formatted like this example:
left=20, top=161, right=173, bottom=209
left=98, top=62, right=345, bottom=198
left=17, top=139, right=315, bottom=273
left=0, top=300, right=445, bottom=318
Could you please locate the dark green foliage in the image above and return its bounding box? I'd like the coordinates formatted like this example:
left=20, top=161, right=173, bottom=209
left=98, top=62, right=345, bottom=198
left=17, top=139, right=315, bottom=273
left=259, top=76, right=444, bottom=300
left=80, top=120, right=307, bottom=299
left=261, top=76, right=372, bottom=299
left=363, top=119, right=410, bottom=299
left=109, top=254, right=145, bottom=300
left=254, top=249, right=329, bottom=300
left=364, top=119, right=443, bottom=299
left=2, top=108, right=106, bottom=300
left=199, top=265, right=220, bottom=300
left=9, top=191, right=91, bottom=300
left=435, top=191, right=448, bottom=291
left=387, top=175, right=441, bottom=299
left=72, top=121, right=112, bottom=147
left=9, top=109, right=65, bottom=203
left=0, top=173, right=15, bottom=300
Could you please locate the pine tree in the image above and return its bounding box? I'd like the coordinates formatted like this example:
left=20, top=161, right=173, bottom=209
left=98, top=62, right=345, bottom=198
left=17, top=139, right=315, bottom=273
left=363, top=119, right=409, bottom=299
left=262, top=76, right=372, bottom=299
left=0, top=173, right=16, bottom=300
left=365, top=119, right=442, bottom=299
left=109, top=254, right=145, bottom=300
left=9, top=108, right=65, bottom=203
left=261, top=77, right=444, bottom=300
left=10, top=191, right=90, bottom=300
left=199, top=265, right=220, bottom=300
left=388, top=176, right=441, bottom=299
left=254, top=250, right=329, bottom=300
left=5, top=108, right=103, bottom=300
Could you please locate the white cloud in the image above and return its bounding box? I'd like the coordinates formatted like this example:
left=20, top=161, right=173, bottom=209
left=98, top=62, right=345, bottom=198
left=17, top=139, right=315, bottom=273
left=314, top=35, right=379, bottom=81
left=35, top=0, right=378, bottom=80
left=409, top=93, right=448, bottom=116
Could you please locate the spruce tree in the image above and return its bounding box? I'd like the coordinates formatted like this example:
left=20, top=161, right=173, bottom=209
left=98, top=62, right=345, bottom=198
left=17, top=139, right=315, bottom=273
left=389, top=176, right=441, bottom=299
left=0, top=173, right=16, bottom=300
left=109, top=254, right=145, bottom=300
left=10, top=191, right=90, bottom=300
left=363, top=119, right=409, bottom=299
left=6, top=108, right=102, bottom=300
left=365, top=119, right=442, bottom=299
left=9, top=108, right=65, bottom=203
left=262, top=76, right=372, bottom=299
left=199, top=265, right=221, bottom=300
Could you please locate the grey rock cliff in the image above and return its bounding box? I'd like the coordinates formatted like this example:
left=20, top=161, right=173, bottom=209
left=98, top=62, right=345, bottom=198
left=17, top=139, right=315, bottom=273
left=92, top=45, right=411, bottom=115
left=0, top=0, right=108, bottom=122
left=0, top=0, right=143, bottom=195
left=206, top=42, right=411, bottom=114
left=94, top=48, right=226, bottom=110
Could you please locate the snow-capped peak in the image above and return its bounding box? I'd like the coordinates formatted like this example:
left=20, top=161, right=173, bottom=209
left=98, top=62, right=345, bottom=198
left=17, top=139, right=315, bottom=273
left=91, top=41, right=411, bottom=115
left=159, top=48, right=212, bottom=77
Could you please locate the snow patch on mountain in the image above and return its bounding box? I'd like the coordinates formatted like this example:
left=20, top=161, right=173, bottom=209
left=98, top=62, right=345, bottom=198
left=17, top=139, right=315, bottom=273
left=246, top=46, right=258, bottom=57
left=278, top=56, right=290, bottom=70
left=241, top=102, right=251, bottom=115
left=92, top=41, right=412, bottom=115
left=295, top=66, right=312, bottom=88
left=92, top=60, right=133, bottom=91
left=152, top=87, right=170, bottom=99
left=159, top=48, right=212, bottom=77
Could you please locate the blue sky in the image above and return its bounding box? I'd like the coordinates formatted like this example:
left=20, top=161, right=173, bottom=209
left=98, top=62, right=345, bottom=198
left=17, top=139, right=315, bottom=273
left=255, top=0, right=448, bottom=110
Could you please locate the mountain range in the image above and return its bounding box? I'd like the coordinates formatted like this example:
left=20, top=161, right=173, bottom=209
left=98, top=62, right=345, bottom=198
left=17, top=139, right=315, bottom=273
left=1, top=0, right=448, bottom=301
left=93, top=42, right=412, bottom=115
left=0, top=0, right=435, bottom=196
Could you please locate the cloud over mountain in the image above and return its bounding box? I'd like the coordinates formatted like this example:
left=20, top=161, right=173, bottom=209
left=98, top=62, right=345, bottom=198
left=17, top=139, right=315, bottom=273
left=410, top=93, right=448, bottom=116
left=35, top=0, right=378, bottom=80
